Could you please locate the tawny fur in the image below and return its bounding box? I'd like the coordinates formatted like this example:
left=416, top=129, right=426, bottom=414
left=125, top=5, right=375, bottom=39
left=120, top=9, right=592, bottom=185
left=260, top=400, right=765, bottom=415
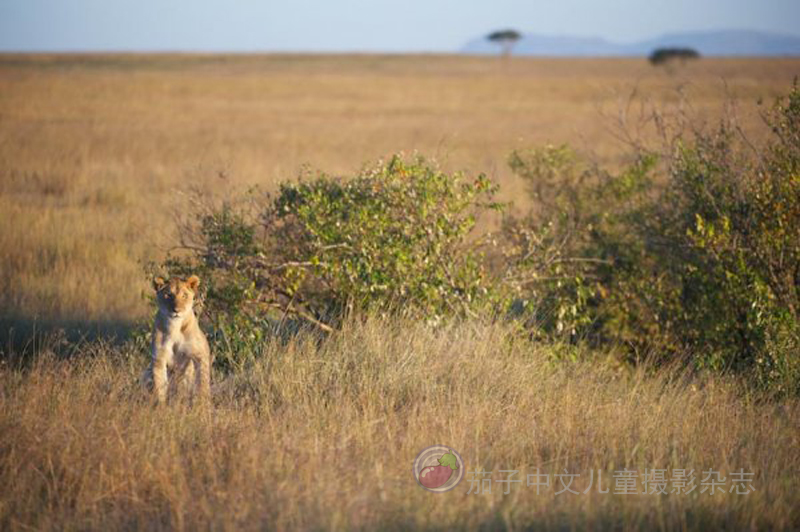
left=142, top=275, right=211, bottom=404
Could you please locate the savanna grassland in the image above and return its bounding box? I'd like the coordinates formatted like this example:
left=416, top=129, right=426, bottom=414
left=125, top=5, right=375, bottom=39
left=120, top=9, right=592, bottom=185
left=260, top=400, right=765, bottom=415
left=2, top=316, right=799, bottom=531
left=1, top=55, right=799, bottom=531
left=1, top=54, right=798, bottom=327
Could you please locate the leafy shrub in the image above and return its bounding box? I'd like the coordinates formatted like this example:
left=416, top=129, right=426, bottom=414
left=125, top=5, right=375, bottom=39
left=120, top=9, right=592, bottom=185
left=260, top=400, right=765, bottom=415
left=663, top=89, right=800, bottom=389
left=157, top=85, right=798, bottom=393
left=502, top=145, right=606, bottom=338
left=269, top=155, right=502, bottom=318
left=504, top=144, right=664, bottom=343
left=159, top=155, right=503, bottom=368
left=505, top=85, right=800, bottom=393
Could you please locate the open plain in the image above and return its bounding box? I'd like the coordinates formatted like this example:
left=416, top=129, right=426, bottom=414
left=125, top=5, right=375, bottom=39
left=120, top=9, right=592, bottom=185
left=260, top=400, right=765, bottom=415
left=1, top=54, right=798, bottom=328
left=1, top=55, right=799, bottom=531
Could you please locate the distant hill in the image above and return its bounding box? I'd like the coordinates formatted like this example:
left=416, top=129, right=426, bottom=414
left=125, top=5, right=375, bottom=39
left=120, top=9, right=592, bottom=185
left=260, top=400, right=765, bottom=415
left=462, top=29, right=800, bottom=56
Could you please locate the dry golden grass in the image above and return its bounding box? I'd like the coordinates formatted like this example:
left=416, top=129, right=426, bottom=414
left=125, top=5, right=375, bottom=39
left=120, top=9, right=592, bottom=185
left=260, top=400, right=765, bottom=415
left=1, top=54, right=799, bottom=531
left=1, top=54, right=799, bottom=329
left=1, top=316, right=798, bottom=530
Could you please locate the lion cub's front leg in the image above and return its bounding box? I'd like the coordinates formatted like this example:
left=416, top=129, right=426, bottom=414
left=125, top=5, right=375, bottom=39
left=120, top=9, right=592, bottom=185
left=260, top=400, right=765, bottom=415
left=149, top=332, right=172, bottom=404
left=193, top=351, right=211, bottom=400
left=175, top=356, right=196, bottom=397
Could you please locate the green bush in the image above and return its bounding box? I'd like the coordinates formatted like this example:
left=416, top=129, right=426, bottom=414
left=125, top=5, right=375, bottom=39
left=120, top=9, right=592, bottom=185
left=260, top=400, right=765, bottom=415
left=504, top=144, right=662, bottom=343
left=505, top=85, right=800, bottom=393
left=157, top=86, right=798, bottom=393
left=664, top=89, right=799, bottom=389
left=159, top=155, right=503, bottom=369
left=269, top=155, right=502, bottom=318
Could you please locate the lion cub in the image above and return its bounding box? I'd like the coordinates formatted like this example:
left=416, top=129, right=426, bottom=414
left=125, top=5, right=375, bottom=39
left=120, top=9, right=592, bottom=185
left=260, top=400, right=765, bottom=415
left=143, top=275, right=211, bottom=404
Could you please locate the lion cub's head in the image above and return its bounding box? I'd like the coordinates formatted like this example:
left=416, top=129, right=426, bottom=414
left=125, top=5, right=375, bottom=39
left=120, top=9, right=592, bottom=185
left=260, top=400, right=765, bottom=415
left=153, top=275, right=200, bottom=317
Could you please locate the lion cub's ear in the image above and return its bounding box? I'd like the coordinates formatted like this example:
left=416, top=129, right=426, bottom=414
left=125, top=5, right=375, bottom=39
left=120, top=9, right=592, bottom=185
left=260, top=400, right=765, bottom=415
left=186, top=275, right=200, bottom=293
left=153, top=277, right=166, bottom=291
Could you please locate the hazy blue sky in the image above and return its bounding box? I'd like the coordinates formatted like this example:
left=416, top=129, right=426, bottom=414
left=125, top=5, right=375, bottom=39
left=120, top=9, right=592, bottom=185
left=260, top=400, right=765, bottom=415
left=1, top=0, right=798, bottom=52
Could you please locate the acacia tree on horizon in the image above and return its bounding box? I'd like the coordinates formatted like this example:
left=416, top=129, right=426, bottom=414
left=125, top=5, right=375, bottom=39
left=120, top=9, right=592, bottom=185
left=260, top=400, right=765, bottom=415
left=487, top=29, right=522, bottom=57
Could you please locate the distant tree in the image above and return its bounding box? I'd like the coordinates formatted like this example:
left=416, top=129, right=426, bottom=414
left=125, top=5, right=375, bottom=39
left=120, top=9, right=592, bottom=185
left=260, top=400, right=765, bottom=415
left=487, top=29, right=522, bottom=57
left=648, top=47, right=701, bottom=66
